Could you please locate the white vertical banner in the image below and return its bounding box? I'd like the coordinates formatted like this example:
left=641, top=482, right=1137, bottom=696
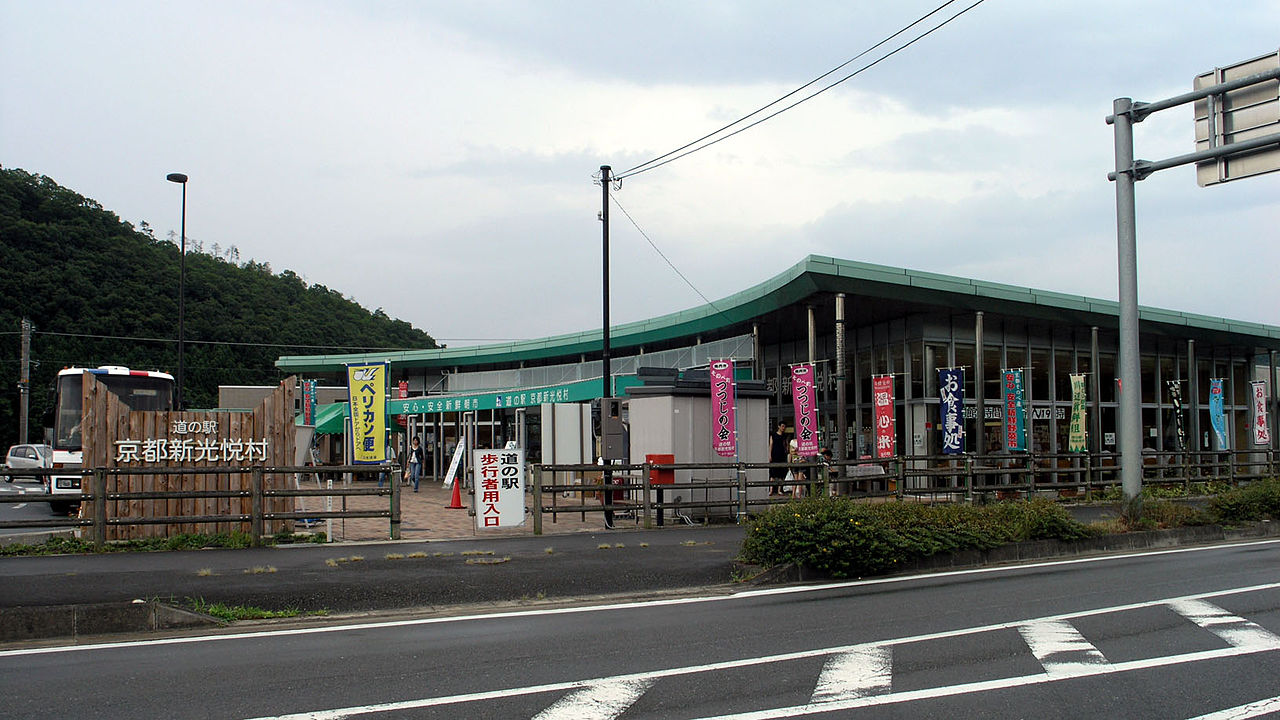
left=1252, top=381, right=1271, bottom=445
left=475, top=448, right=525, bottom=529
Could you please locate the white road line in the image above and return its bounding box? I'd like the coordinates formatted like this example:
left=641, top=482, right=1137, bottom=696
left=810, top=645, right=891, bottom=703
left=1018, top=619, right=1110, bottom=677
left=239, top=583, right=1280, bottom=720
left=531, top=678, right=655, bottom=720
left=5, top=539, right=1278, bottom=659
left=689, top=645, right=1280, bottom=720
left=1168, top=598, right=1280, bottom=651
left=1185, top=695, right=1280, bottom=720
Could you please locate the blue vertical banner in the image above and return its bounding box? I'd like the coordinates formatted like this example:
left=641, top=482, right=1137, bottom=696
left=938, top=368, right=964, bottom=454
left=1004, top=369, right=1026, bottom=452
left=1209, top=378, right=1228, bottom=449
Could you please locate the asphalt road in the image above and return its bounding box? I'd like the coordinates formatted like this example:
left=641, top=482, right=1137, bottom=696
left=0, top=477, right=66, bottom=536
left=2, top=539, right=1277, bottom=719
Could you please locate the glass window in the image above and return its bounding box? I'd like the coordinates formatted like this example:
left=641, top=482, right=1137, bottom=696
left=984, top=345, right=1002, bottom=401
left=910, top=342, right=923, bottom=400
left=955, top=344, right=976, bottom=401
left=1141, top=354, right=1156, bottom=404
left=1031, top=349, right=1050, bottom=402
left=1055, top=351, right=1073, bottom=402
left=1100, top=353, right=1117, bottom=403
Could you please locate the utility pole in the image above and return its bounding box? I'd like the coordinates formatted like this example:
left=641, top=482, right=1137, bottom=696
left=18, top=318, right=31, bottom=443
left=600, top=165, right=613, bottom=528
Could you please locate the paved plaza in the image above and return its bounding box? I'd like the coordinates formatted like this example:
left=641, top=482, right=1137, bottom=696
left=297, top=476, right=635, bottom=542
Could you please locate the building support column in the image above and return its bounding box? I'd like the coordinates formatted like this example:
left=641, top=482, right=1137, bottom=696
left=1182, top=338, right=1192, bottom=450
left=835, top=294, right=847, bottom=466
left=1091, top=327, right=1102, bottom=455
left=974, top=312, right=984, bottom=455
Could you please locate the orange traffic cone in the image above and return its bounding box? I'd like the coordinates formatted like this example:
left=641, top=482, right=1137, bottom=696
left=446, top=480, right=465, bottom=509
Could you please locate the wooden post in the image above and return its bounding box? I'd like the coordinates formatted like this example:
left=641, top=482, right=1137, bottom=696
left=92, top=469, right=107, bottom=549
left=640, top=463, right=652, bottom=529
left=250, top=467, right=264, bottom=547
left=532, top=465, right=543, bottom=536
left=965, top=455, right=974, bottom=504
left=390, top=463, right=401, bottom=541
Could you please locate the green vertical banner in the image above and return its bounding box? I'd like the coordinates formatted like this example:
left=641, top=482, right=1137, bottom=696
left=1068, top=373, right=1087, bottom=452
left=1003, top=369, right=1026, bottom=452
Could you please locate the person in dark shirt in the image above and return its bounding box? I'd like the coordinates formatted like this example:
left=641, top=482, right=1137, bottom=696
left=768, top=421, right=788, bottom=495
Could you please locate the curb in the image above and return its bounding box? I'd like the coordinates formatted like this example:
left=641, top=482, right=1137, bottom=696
left=0, top=601, right=218, bottom=642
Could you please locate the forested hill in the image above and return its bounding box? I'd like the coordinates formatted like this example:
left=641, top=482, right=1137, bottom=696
left=0, top=167, right=438, bottom=443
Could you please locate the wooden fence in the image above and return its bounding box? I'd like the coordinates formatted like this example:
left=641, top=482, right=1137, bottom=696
left=80, top=375, right=297, bottom=540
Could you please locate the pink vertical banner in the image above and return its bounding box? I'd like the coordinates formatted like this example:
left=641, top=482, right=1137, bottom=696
left=873, top=375, right=896, bottom=458
left=709, top=360, right=736, bottom=457
left=791, top=364, right=818, bottom=455
left=1252, top=381, right=1271, bottom=446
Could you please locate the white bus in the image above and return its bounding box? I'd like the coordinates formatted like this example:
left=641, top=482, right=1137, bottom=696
left=46, top=366, right=175, bottom=512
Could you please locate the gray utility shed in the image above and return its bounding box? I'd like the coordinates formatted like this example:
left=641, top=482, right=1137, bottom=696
left=625, top=368, right=773, bottom=517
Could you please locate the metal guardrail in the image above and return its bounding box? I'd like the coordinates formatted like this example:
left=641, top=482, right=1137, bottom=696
left=533, top=449, right=1277, bottom=531
left=0, top=464, right=400, bottom=547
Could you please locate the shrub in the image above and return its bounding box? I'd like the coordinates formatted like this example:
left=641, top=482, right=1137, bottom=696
left=1208, top=478, right=1280, bottom=524
left=740, top=496, right=1092, bottom=578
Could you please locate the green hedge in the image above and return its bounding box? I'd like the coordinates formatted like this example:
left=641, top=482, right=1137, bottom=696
left=739, top=497, right=1091, bottom=578
left=1208, top=477, right=1280, bottom=524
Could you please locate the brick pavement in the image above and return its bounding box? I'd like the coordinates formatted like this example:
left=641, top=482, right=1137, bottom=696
left=295, top=477, right=635, bottom=542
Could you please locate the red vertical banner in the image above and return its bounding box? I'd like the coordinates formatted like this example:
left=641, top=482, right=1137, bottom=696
left=397, top=380, right=409, bottom=429
left=709, top=360, right=736, bottom=457
left=873, top=375, right=895, bottom=458
left=792, top=364, right=818, bottom=455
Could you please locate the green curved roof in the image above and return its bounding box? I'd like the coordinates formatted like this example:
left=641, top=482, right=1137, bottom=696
left=276, top=255, right=1280, bottom=373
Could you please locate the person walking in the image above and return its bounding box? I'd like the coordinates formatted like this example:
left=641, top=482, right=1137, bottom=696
left=406, top=436, right=424, bottom=492
left=768, top=421, right=788, bottom=495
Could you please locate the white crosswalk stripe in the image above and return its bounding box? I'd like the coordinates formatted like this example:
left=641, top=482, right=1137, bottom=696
left=1168, top=598, right=1280, bottom=651
left=532, top=678, right=655, bottom=720
left=1018, top=619, right=1111, bottom=677
left=810, top=645, right=892, bottom=703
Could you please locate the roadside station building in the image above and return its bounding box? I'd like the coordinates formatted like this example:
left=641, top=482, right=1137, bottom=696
left=275, top=255, right=1280, bottom=475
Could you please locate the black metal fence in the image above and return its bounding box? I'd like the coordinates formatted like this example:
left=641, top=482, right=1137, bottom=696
left=533, top=449, right=1277, bottom=532
left=0, top=464, right=401, bottom=547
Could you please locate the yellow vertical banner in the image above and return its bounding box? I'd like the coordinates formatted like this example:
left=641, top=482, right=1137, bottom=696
left=347, top=363, right=387, bottom=464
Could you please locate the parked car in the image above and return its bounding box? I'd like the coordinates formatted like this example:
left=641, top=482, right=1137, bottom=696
left=4, top=443, right=52, bottom=482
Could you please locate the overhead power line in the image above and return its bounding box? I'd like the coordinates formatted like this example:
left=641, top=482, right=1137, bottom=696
left=31, top=330, right=419, bottom=353
left=615, top=0, right=985, bottom=181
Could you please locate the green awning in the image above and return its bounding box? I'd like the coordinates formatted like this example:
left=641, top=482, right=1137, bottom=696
left=298, top=402, right=406, bottom=435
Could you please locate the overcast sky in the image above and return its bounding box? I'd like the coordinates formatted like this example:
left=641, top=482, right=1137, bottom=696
left=3, top=1, right=1278, bottom=348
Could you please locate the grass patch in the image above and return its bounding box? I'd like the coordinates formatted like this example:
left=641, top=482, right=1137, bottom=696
left=544, top=547, right=555, bottom=554
left=598, top=543, right=612, bottom=550
left=465, top=556, right=511, bottom=565
left=0, top=530, right=325, bottom=557
left=639, top=542, right=649, bottom=548
left=614, top=543, right=625, bottom=549
left=195, top=568, right=214, bottom=577
left=243, top=565, right=277, bottom=575
left=384, top=553, right=405, bottom=560
left=185, top=597, right=327, bottom=622
left=407, top=551, right=429, bottom=559
left=460, top=550, right=494, bottom=556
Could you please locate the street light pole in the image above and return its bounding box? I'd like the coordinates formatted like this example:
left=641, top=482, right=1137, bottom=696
left=166, top=172, right=188, bottom=410
left=600, top=165, right=612, bottom=528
